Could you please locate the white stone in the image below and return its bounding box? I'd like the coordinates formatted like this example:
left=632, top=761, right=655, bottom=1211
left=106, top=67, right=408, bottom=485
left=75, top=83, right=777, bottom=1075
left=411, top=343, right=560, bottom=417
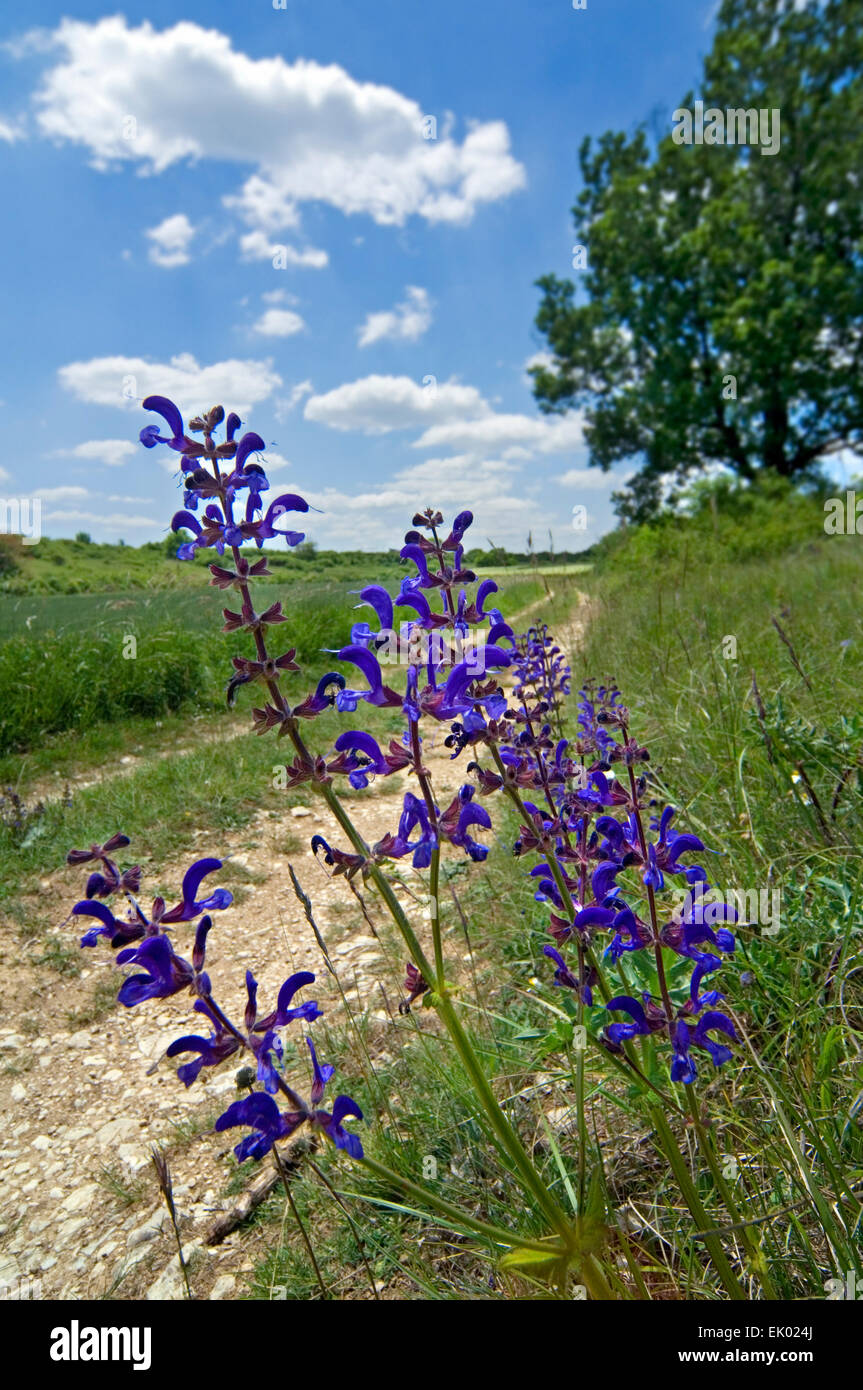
left=55, top=1217, right=88, bottom=1247
left=117, top=1144, right=149, bottom=1173
left=210, top=1274, right=237, bottom=1300
left=208, top=1074, right=239, bottom=1097
left=61, top=1182, right=97, bottom=1214
left=127, top=1212, right=166, bottom=1249
left=94, top=1117, right=139, bottom=1147
left=146, top=1245, right=200, bottom=1301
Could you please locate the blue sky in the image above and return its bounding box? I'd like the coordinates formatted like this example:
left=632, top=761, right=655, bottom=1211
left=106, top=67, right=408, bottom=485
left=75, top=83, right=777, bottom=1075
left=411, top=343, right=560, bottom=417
left=1, top=0, right=733, bottom=551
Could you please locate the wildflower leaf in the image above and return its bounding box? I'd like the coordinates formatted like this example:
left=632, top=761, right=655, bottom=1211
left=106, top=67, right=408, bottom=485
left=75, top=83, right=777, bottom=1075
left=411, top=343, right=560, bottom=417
left=499, top=1246, right=566, bottom=1276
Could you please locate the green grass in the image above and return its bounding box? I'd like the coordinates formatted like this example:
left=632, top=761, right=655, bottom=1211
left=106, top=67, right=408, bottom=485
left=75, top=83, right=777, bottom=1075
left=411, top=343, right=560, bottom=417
left=0, top=531, right=571, bottom=603
left=577, top=531, right=863, bottom=880
left=0, top=552, right=550, bottom=758
left=0, top=535, right=410, bottom=598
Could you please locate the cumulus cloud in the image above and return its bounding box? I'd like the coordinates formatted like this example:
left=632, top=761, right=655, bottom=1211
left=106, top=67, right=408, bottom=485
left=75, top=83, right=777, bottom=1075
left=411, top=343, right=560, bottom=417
left=522, top=350, right=555, bottom=385
left=557, top=466, right=617, bottom=489
left=239, top=231, right=328, bottom=269
left=297, top=372, right=593, bottom=543
left=42, top=508, right=161, bottom=528
left=33, top=485, right=89, bottom=500
left=304, top=374, right=489, bottom=434
left=413, top=411, right=585, bottom=457
left=259, top=450, right=293, bottom=473
left=145, top=212, right=195, bottom=267
left=357, top=286, right=432, bottom=347
left=251, top=307, right=306, bottom=338
left=0, top=116, right=24, bottom=143
left=53, top=439, right=137, bottom=467
left=58, top=352, right=282, bottom=416
left=524, top=351, right=554, bottom=372
left=26, top=16, right=525, bottom=242
left=224, top=174, right=302, bottom=233
left=264, top=454, right=541, bottom=549
left=274, top=381, right=314, bottom=422
left=261, top=288, right=297, bottom=306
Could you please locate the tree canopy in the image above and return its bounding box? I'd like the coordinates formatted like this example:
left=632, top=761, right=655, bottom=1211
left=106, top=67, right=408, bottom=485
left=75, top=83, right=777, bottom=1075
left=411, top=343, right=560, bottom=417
left=532, top=0, right=863, bottom=520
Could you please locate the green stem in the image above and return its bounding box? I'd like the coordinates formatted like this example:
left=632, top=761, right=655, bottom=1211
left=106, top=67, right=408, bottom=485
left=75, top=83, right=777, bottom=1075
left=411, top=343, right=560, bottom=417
left=429, top=845, right=444, bottom=987
left=307, top=747, right=575, bottom=1245
left=358, top=1156, right=612, bottom=1299
left=650, top=1104, right=746, bottom=1300
left=308, top=1159, right=381, bottom=1300
left=273, top=1145, right=329, bottom=1299
left=228, top=556, right=582, bottom=1269
left=683, top=1084, right=778, bottom=1299
left=358, top=1154, right=564, bottom=1256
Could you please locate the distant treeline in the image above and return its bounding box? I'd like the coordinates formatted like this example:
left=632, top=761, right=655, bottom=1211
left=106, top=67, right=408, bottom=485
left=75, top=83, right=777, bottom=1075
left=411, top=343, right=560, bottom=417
left=0, top=532, right=590, bottom=596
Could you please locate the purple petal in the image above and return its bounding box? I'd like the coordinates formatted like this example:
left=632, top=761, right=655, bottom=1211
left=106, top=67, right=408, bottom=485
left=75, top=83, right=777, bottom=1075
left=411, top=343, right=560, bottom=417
left=143, top=395, right=184, bottom=440
left=235, top=431, right=266, bottom=472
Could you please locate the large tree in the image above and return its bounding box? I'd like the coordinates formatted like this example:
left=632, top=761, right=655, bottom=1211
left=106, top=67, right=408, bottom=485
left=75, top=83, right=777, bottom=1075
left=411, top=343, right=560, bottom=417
left=532, top=0, right=863, bottom=518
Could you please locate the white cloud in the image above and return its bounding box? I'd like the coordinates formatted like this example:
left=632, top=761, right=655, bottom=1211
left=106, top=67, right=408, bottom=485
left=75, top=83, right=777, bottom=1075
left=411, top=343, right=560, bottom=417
left=274, top=381, right=314, bottom=422
left=58, top=352, right=282, bottom=416
left=304, top=374, right=489, bottom=434
left=251, top=307, right=306, bottom=338
left=523, top=350, right=554, bottom=385
left=54, top=439, right=137, bottom=467
left=260, top=451, right=292, bottom=473
left=145, top=212, right=195, bottom=268
left=358, top=286, right=432, bottom=347
left=557, top=466, right=616, bottom=489
left=0, top=465, right=12, bottom=483
left=0, top=116, right=24, bottom=143
left=239, top=231, right=328, bottom=270
left=34, top=485, right=89, bottom=501
left=413, top=411, right=585, bottom=457
left=261, top=288, right=297, bottom=306
left=27, top=16, right=525, bottom=240
left=43, top=509, right=161, bottom=528
left=224, top=174, right=301, bottom=233
left=282, top=455, right=543, bottom=549
left=524, top=351, right=554, bottom=372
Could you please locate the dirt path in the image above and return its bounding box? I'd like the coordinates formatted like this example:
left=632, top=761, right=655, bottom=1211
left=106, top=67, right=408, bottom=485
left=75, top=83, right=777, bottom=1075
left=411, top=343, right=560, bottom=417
left=0, top=596, right=586, bottom=1301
